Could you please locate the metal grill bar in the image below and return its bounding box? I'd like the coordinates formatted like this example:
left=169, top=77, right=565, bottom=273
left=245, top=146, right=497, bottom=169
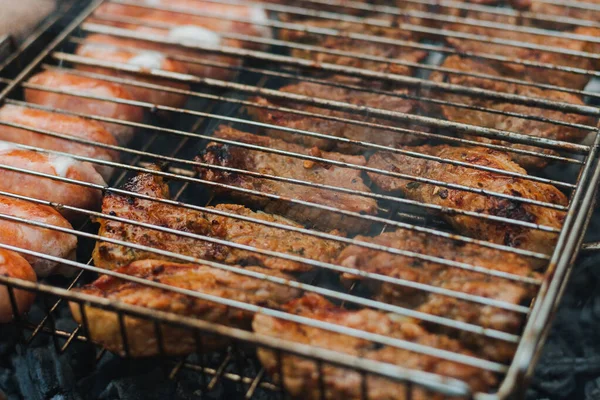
left=0, top=116, right=549, bottom=261
left=110, top=0, right=600, bottom=56
left=34, top=53, right=591, bottom=168
left=0, top=269, right=474, bottom=397
left=72, top=5, right=600, bottom=84
left=63, top=35, right=599, bottom=136
left=0, top=241, right=508, bottom=373
left=70, top=35, right=600, bottom=119
left=17, top=78, right=570, bottom=215
left=32, top=62, right=585, bottom=186
left=292, top=0, right=600, bottom=29
left=89, top=6, right=600, bottom=103
left=78, top=23, right=600, bottom=121
left=0, top=157, right=542, bottom=292
left=0, top=0, right=594, bottom=397
left=298, top=0, right=600, bottom=29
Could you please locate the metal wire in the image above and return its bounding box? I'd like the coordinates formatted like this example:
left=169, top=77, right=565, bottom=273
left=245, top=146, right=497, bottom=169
left=0, top=0, right=595, bottom=398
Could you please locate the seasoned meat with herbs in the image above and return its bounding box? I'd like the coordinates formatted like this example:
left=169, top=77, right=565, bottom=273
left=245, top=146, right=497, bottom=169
left=248, top=81, right=424, bottom=153
left=93, top=168, right=343, bottom=271
left=253, top=294, right=497, bottom=400
left=278, top=15, right=427, bottom=78
left=429, top=55, right=593, bottom=169
left=367, top=146, right=567, bottom=255
left=196, top=126, right=377, bottom=233
left=337, top=229, right=539, bottom=362
left=442, top=12, right=593, bottom=89
left=71, top=259, right=300, bottom=357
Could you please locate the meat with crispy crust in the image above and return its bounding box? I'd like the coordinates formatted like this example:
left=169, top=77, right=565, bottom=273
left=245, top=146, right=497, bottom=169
left=442, top=12, right=593, bottom=89
left=278, top=15, right=427, bottom=78
left=511, top=0, right=600, bottom=29
left=253, top=293, right=497, bottom=399
left=70, top=259, right=300, bottom=357
left=196, top=126, right=378, bottom=233
left=336, top=229, right=540, bottom=362
left=93, top=168, right=343, bottom=272
left=367, top=146, right=567, bottom=255
left=248, top=81, right=424, bottom=153
left=428, top=55, right=593, bottom=169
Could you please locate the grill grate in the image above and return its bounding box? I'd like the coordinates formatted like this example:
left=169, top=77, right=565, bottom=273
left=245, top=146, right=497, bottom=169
left=0, top=0, right=599, bottom=398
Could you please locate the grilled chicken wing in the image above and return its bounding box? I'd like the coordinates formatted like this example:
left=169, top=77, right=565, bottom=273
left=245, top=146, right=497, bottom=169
left=0, top=196, right=77, bottom=277
left=0, top=104, right=119, bottom=180
left=196, top=126, right=377, bottom=233
left=337, top=229, right=539, bottom=362
left=25, top=70, right=144, bottom=144
left=70, top=259, right=300, bottom=357
left=75, top=34, right=190, bottom=110
left=253, top=294, right=497, bottom=400
left=278, top=15, right=427, bottom=78
left=0, top=142, right=105, bottom=222
left=367, top=146, right=567, bottom=255
left=442, top=12, right=592, bottom=89
left=428, top=55, right=592, bottom=169
left=0, top=250, right=36, bottom=323
left=93, top=168, right=343, bottom=272
left=248, top=82, right=424, bottom=153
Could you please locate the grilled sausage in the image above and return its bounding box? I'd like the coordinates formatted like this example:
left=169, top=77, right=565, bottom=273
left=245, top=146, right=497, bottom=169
left=0, top=250, right=36, bottom=323
left=0, top=196, right=77, bottom=277
left=25, top=70, right=144, bottom=144
left=0, top=104, right=119, bottom=180
left=0, top=142, right=106, bottom=222
left=75, top=34, right=191, bottom=109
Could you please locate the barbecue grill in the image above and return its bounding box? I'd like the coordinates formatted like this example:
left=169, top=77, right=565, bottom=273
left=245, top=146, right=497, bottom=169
left=0, top=0, right=599, bottom=398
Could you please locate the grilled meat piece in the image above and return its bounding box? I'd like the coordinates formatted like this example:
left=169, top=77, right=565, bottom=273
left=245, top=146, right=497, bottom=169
left=429, top=55, right=592, bottom=169
left=511, top=0, right=600, bottom=28
left=442, top=12, right=593, bottom=89
left=367, top=146, right=567, bottom=255
left=93, top=168, right=225, bottom=270
left=71, top=259, right=300, bottom=357
left=248, top=81, right=424, bottom=153
left=93, top=168, right=343, bottom=272
left=208, top=204, right=344, bottom=272
left=253, top=294, right=497, bottom=399
left=278, top=15, right=427, bottom=78
left=337, top=229, right=539, bottom=362
left=197, top=126, right=377, bottom=233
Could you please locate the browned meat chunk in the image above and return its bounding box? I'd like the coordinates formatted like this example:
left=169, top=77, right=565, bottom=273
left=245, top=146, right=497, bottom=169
left=367, top=146, right=567, bottom=255
left=511, top=0, right=600, bottom=28
left=279, top=15, right=427, bottom=78
left=196, top=126, right=378, bottom=233
left=248, top=81, right=424, bottom=153
left=71, top=259, right=300, bottom=356
left=442, top=12, right=593, bottom=89
left=93, top=168, right=343, bottom=272
left=253, top=293, right=497, bottom=399
left=337, top=229, right=540, bottom=362
left=429, top=55, right=593, bottom=169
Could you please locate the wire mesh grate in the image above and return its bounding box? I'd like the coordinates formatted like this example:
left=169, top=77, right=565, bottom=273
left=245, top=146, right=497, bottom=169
left=0, top=0, right=599, bottom=398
